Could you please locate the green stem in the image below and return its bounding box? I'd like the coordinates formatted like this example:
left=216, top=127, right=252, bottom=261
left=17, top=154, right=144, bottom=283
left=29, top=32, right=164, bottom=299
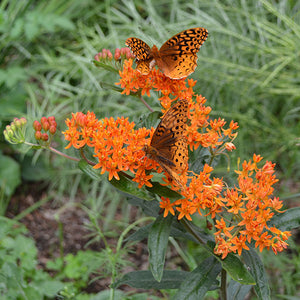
left=220, top=268, right=227, bottom=300
left=180, top=217, right=206, bottom=245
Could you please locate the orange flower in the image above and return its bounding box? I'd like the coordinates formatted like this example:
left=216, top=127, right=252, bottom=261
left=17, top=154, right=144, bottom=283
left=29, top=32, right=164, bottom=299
left=159, top=197, right=176, bottom=217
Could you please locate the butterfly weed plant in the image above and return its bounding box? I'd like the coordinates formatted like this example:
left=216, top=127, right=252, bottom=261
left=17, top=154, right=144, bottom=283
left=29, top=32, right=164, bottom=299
left=4, top=41, right=298, bottom=299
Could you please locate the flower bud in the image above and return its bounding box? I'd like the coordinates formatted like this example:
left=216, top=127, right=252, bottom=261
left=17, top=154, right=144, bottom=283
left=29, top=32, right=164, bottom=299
left=35, top=131, right=42, bottom=140
left=48, top=116, right=55, bottom=123
left=225, top=142, right=236, bottom=151
left=107, top=50, right=113, bottom=60
left=42, top=120, right=50, bottom=131
left=41, top=116, right=48, bottom=125
left=49, top=125, right=57, bottom=135
left=20, top=117, right=27, bottom=125
left=41, top=133, right=49, bottom=141
left=114, top=48, right=121, bottom=60
left=33, top=120, right=42, bottom=131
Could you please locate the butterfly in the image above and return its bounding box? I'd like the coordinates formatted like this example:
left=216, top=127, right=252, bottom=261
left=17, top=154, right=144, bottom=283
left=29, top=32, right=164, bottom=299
left=143, top=100, right=189, bottom=189
left=125, top=27, right=208, bottom=79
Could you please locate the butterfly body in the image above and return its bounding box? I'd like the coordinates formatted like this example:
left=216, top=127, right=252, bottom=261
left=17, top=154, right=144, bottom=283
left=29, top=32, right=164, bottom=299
left=143, top=100, right=189, bottom=189
left=126, top=27, right=208, bottom=79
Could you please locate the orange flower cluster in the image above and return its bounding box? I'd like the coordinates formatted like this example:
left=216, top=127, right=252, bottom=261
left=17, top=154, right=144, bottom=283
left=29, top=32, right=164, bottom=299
left=116, top=59, right=238, bottom=151
left=160, top=164, right=224, bottom=220
left=63, top=55, right=290, bottom=258
left=63, top=111, right=155, bottom=181
left=212, top=154, right=291, bottom=258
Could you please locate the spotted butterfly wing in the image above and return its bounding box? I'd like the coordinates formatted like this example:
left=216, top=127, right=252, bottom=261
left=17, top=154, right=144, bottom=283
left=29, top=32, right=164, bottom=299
left=157, top=28, right=208, bottom=79
left=125, top=37, right=153, bottom=75
left=144, top=100, right=189, bottom=188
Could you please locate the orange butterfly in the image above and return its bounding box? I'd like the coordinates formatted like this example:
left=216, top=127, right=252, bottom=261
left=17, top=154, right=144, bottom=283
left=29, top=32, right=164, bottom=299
left=143, top=100, right=189, bottom=189
left=126, top=28, right=208, bottom=79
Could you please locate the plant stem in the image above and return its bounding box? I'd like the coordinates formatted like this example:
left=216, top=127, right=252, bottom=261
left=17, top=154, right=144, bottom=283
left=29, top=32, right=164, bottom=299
left=220, top=268, right=227, bottom=300
left=25, top=142, right=80, bottom=162
left=139, top=95, right=154, bottom=112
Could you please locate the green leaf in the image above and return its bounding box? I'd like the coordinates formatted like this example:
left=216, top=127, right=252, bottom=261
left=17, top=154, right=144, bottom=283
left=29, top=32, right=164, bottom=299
left=219, top=253, right=255, bottom=285
left=148, top=214, right=173, bottom=282
left=135, top=111, right=162, bottom=129
left=242, top=246, right=270, bottom=299
left=34, top=280, right=65, bottom=297
left=90, top=290, right=125, bottom=300
left=127, top=197, right=160, bottom=216
left=0, top=153, right=21, bottom=197
left=207, top=242, right=255, bottom=285
left=171, top=221, right=215, bottom=244
left=227, top=280, right=252, bottom=300
left=110, top=173, right=154, bottom=201
left=99, top=81, right=124, bottom=92
left=146, top=182, right=182, bottom=200
left=112, top=270, right=190, bottom=289
left=93, top=60, right=119, bottom=73
left=78, top=159, right=102, bottom=181
left=126, top=223, right=153, bottom=242
left=1, top=261, right=24, bottom=288
left=174, top=257, right=221, bottom=300
left=267, top=207, right=300, bottom=231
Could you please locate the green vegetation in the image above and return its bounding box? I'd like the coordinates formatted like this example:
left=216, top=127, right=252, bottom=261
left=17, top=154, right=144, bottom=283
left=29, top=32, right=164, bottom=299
left=1, top=0, right=299, bottom=299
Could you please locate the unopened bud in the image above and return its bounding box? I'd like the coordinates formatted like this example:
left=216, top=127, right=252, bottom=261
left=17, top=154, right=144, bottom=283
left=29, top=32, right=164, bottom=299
left=49, top=125, right=57, bottom=135
left=41, top=133, right=49, bottom=141
left=35, top=131, right=42, bottom=140
left=33, top=120, right=42, bottom=131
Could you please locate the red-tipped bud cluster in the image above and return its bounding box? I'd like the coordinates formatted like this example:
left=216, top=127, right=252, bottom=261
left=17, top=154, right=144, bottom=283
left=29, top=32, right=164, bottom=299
left=94, top=49, right=113, bottom=61
left=94, top=47, right=134, bottom=63
left=3, top=117, right=28, bottom=144
left=33, top=116, right=57, bottom=141
left=115, top=47, right=134, bottom=60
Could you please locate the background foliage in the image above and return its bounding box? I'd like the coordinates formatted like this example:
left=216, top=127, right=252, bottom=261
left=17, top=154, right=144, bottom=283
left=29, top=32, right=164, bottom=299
left=0, top=0, right=299, bottom=299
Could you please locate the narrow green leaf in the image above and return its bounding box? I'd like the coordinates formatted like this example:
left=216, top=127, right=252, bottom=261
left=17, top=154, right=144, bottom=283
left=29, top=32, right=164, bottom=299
left=110, top=173, right=154, bottom=201
left=148, top=214, right=173, bottom=282
left=93, top=60, right=119, bottom=73
left=78, top=159, right=101, bottom=181
left=267, top=207, right=300, bottom=231
left=112, top=270, right=189, bottom=289
left=171, top=221, right=215, bottom=244
left=99, top=81, right=123, bottom=92
left=207, top=242, right=255, bottom=285
left=227, top=280, right=252, bottom=300
left=219, top=254, right=255, bottom=285
left=146, top=182, right=182, bottom=200
left=31, top=145, right=42, bottom=150
left=242, top=246, right=270, bottom=300
left=127, top=197, right=160, bottom=216
left=126, top=223, right=153, bottom=242
left=174, top=257, right=221, bottom=300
